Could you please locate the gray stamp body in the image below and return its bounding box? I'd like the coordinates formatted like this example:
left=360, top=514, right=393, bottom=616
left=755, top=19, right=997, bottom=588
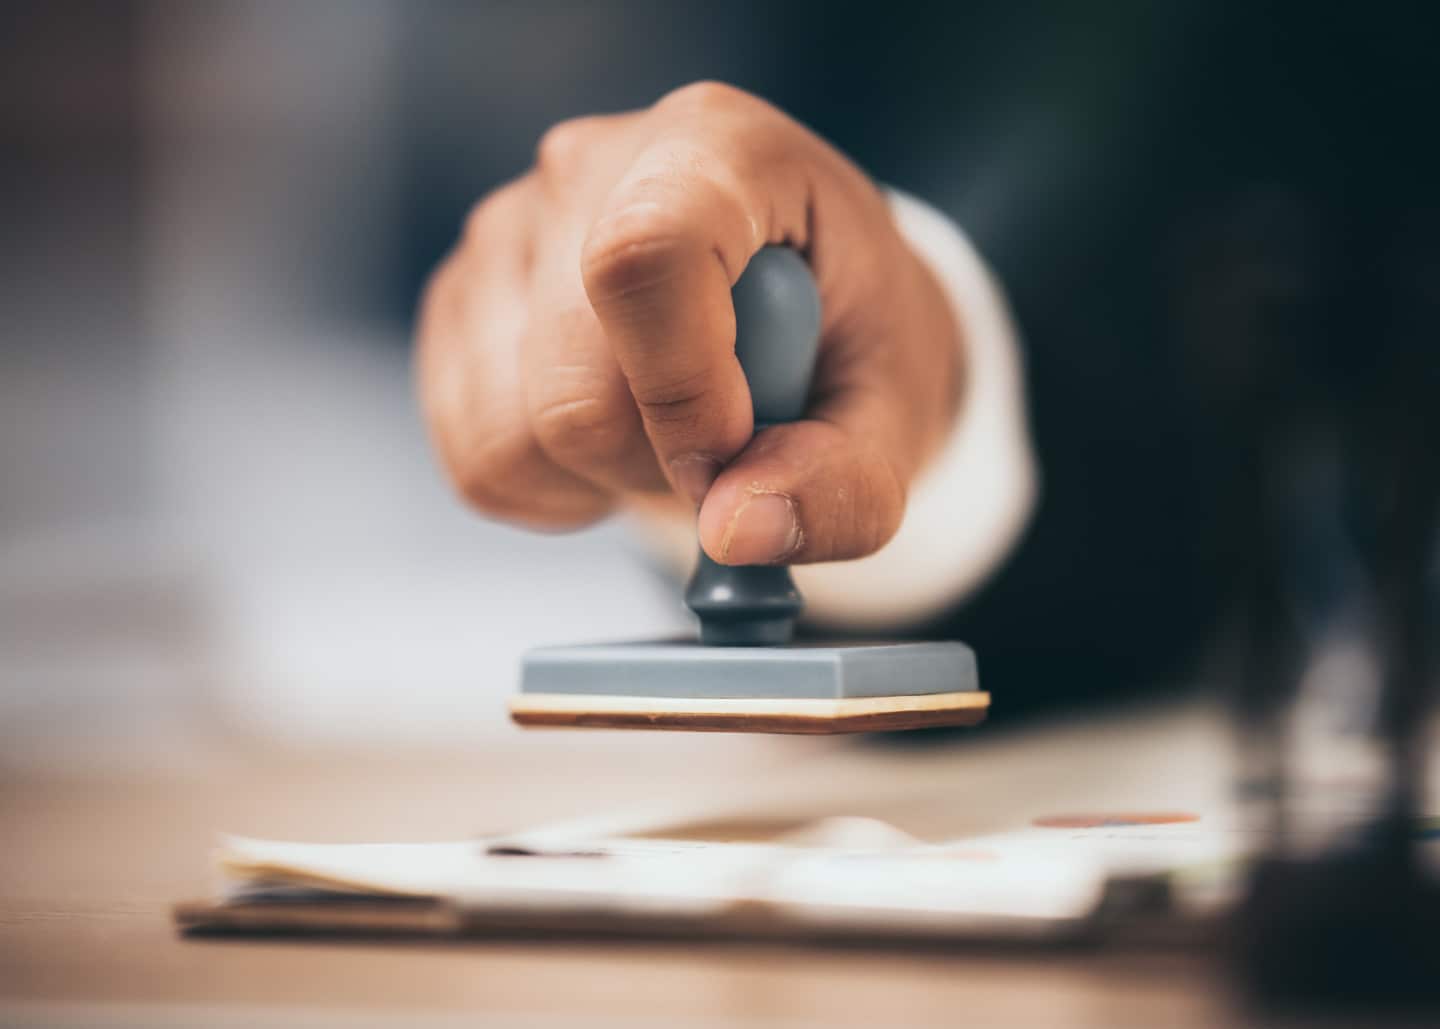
left=521, top=639, right=978, bottom=701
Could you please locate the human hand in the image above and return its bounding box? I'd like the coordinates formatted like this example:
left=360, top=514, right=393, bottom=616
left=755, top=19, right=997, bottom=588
left=416, top=82, right=964, bottom=565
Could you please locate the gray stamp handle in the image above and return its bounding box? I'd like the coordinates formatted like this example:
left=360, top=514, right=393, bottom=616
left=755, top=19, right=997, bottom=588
left=684, top=246, right=822, bottom=646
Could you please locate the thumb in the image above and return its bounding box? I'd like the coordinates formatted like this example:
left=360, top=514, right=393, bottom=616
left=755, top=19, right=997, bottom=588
left=697, top=240, right=962, bottom=566
left=696, top=413, right=908, bottom=566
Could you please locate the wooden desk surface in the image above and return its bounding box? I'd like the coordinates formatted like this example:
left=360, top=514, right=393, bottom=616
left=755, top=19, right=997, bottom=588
left=0, top=715, right=1241, bottom=1027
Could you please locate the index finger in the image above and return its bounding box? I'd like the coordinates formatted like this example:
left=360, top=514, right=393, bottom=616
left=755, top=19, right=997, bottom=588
left=578, top=84, right=816, bottom=504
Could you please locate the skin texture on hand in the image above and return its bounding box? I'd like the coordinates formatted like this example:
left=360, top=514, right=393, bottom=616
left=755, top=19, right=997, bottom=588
left=415, top=82, right=965, bottom=566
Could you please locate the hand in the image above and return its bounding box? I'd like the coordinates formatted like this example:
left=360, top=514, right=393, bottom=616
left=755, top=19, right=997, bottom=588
left=416, top=82, right=964, bottom=565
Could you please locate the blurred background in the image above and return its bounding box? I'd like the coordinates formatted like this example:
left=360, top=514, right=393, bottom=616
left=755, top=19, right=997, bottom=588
left=3, top=0, right=1436, bottom=759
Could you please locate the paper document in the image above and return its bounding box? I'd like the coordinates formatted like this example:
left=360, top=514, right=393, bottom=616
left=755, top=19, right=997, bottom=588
left=180, top=813, right=1262, bottom=942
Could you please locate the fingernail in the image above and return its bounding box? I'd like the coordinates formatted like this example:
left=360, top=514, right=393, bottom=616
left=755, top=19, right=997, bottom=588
left=669, top=454, right=722, bottom=506
left=721, top=492, right=802, bottom=565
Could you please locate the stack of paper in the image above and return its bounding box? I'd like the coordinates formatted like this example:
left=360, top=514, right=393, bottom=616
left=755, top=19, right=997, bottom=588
left=177, top=813, right=1250, bottom=943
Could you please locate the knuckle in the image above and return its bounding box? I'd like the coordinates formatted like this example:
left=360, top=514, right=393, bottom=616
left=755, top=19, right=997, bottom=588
left=448, top=453, right=508, bottom=515
left=534, top=117, right=595, bottom=179
left=631, top=367, right=712, bottom=426
left=461, top=180, right=524, bottom=245
left=462, top=196, right=503, bottom=246
left=581, top=207, right=691, bottom=301
left=453, top=452, right=613, bottom=532
left=415, top=257, right=460, bottom=348
left=532, top=392, right=633, bottom=467
left=441, top=430, right=532, bottom=515
left=658, top=80, right=757, bottom=116
left=437, top=418, right=615, bottom=530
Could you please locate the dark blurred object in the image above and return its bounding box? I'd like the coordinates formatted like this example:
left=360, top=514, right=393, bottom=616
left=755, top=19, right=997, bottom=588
left=1217, top=195, right=1440, bottom=1010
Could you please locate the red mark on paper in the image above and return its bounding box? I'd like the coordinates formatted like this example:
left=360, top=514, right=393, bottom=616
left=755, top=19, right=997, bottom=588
left=1032, top=812, right=1200, bottom=829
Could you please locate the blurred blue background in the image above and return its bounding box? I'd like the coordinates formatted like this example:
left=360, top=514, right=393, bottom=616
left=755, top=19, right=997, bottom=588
left=4, top=1, right=1435, bottom=755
